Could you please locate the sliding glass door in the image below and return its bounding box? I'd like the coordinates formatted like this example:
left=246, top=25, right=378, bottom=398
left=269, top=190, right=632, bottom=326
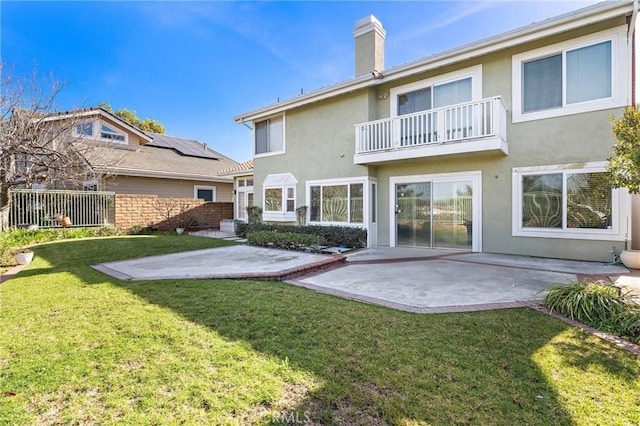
left=395, top=179, right=473, bottom=250
left=396, top=183, right=431, bottom=247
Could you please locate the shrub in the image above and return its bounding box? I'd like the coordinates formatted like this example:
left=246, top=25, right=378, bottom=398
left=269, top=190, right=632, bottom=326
left=246, top=206, right=262, bottom=224
left=543, top=281, right=640, bottom=343
left=543, top=281, right=631, bottom=323
left=95, top=226, right=121, bottom=237
left=247, top=231, right=325, bottom=251
left=615, top=309, right=640, bottom=344
left=236, top=223, right=367, bottom=248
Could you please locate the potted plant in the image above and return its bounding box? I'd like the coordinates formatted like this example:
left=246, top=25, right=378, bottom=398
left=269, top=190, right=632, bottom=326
left=55, top=214, right=72, bottom=228
left=13, top=247, right=34, bottom=265
left=175, top=209, right=198, bottom=235
left=608, top=106, right=640, bottom=268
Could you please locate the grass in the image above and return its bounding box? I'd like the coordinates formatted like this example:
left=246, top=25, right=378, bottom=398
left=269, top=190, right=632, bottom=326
left=0, top=227, right=121, bottom=272
left=1, top=235, right=639, bottom=425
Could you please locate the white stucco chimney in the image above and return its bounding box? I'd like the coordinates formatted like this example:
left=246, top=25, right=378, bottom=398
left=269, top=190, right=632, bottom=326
left=353, top=15, right=386, bottom=77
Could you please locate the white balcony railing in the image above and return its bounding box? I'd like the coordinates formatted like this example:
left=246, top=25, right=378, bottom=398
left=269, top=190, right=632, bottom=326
left=354, top=97, right=507, bottom=162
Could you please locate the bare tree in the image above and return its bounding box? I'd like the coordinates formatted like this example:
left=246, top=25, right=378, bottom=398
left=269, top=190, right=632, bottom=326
left=0, top=63, right=121, bottom=231
left=152, top=198, right=198, bottom=230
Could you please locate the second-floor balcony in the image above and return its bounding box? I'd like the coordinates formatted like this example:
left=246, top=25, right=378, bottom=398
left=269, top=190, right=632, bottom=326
left=354, top=96, right=508, bottom=164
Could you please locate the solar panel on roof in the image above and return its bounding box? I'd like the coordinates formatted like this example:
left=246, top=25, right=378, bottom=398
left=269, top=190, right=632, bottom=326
left=147, top=133, right=220, bottom=159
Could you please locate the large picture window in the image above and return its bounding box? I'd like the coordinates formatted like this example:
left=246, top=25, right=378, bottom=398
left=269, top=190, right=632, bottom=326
left=309, top=182, right=363, bottom=224
left=513, top=163, right=624, bottom=241
left=255, top=115, right=284, bottom=155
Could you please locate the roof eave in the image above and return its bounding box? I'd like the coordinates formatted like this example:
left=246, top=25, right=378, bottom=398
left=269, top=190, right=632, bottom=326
left=41, top=108, right=153, bottom=143
left=234, top=0, right=633, bottom=123
left=97, top=167, right=234, bottom=182
left=218, top=168, right=254, bottom=177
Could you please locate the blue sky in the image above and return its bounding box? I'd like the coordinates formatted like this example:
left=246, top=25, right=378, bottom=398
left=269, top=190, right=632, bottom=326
left=2, top=0, right=600, bottom=162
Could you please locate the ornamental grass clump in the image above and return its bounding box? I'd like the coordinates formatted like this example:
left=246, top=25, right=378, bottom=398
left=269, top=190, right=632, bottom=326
left=543, top=281, right=640, bottom=343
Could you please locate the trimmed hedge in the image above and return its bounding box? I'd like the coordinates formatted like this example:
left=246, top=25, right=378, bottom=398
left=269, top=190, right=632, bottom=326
left=247, top=231, right=325, bottom=251
left=237, top=223, right=367, bottom=248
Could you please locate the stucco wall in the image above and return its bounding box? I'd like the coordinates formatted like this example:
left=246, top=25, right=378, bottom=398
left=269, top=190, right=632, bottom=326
left=254, top=91, right=372, bottom=214
left=251, top=17, right=629, bottom=261
left=105, top=176, right=234, bottom=202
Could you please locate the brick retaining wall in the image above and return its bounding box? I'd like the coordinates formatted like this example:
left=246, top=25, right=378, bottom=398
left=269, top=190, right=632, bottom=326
left=115, top=194, right=233, bottom=231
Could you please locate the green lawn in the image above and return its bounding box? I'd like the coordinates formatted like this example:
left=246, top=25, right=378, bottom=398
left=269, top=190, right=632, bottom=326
left=1, top=235, right=639, bottom=425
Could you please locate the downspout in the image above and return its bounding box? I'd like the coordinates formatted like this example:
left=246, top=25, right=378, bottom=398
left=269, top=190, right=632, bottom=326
left=630, top=0, right=638, bottom=106
left=630, top=0, right=638, bottom=251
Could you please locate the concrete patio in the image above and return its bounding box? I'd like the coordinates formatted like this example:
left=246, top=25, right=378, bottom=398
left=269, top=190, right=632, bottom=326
left=92, top=244, right=633, bottom=313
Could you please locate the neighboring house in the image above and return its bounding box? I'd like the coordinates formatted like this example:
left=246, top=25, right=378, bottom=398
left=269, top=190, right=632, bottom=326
left=43, top=108, right=238, bottom=201
left=218, top=160, right=255, bottom=221
left=235, top=1, right=639, bottom=262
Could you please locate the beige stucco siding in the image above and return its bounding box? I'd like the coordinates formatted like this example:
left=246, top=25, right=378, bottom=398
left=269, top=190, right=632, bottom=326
left=105, top=176, right=234, bottom=202
left=254, top=91, right=372, bottom=211
left=371, top=23, right=625, bottom=261
left=374, top=112, right=622, bottom=262
left=251, top=15, right=629, bottom=261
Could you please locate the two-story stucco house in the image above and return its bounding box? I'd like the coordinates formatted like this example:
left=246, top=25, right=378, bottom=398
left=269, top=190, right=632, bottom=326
left=234, top=1, right=640, bottom=262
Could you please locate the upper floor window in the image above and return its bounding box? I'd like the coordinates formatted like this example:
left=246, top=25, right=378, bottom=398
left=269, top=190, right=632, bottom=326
left=398, top=78, right=472, bottom=116
left=512, top=27, right=627, bottom=123
left=73, top=120, right=128, bottom=144
left=101, top=124, right=126, bottom=142
left=76, top=122, right=93, bottom=137
left=255, top=115, right=284, bottom=156
left=391, top=65, right=481, bottom=117
left=522, top=41, right=611, bottom=113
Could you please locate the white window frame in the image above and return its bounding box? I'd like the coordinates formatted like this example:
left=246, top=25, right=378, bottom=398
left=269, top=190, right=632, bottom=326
left=235, top=177, right=254, bottom=222
left=262, top=173, right=297, bottom=222
left=389, top=171, right=482, bottom=252
left=253, top=113, right=286, bottom=158
left=194, top=185, right=216, bottom=202
left=512, top=162, right=628, bottom=241
left=100, top=123, right=127, bottom=143
left=72, top=119, right=129, bottom=144
left=306, top=177, right=368, bottom=226
left=390, top=65, right=483, bottom=117
left=512, top=26, right=628, bottom=123
left=74, top=121, right=94, bottom=138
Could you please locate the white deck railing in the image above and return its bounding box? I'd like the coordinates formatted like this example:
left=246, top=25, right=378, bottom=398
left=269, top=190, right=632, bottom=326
left=355, top=97, right=506, bottom=154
